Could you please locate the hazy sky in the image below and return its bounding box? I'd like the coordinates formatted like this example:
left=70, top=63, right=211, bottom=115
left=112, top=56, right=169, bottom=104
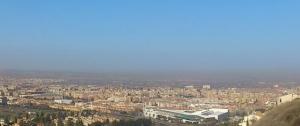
left=0, top=1, right=299, bottom=73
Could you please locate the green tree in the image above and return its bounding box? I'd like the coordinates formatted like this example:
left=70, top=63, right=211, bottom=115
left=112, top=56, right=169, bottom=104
left=111, top=120, right=118, bottom=126
left=75, top=119, right=84, bottom=126
left=57, top=118, right=64, bottom=126
left=70, top=111, right=75, bottom=116
left=4, top=117, right=10, bottom=125
left=246, top=119, right=249, bottom=126
left=89, top=121, right=104, bottom=126
left=43, top=113, right=52, bottom=124
left=66, top=118, right=74, bottom=126
left=105, top=119, right=109, bottom=124
left=19, top=119, right=25, bottom=126
left=13, top=116, right=18, bottom=124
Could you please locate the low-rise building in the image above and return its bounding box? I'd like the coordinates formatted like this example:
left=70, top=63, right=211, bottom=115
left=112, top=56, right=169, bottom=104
left=54, top=99, right=73, bottom=104
left=144, top=106, right=228, bottom=124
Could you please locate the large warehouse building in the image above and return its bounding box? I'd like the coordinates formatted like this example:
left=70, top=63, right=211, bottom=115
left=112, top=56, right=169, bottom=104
left=144, top=107, right=228, bottom=124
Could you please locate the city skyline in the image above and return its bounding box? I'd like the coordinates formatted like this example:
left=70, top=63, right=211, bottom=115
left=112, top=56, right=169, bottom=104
left=1, top=1, right=300, bottom=126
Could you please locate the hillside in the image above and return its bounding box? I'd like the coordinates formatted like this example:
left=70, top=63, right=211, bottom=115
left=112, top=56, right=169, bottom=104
left=253, top=99, right=300, bottom=126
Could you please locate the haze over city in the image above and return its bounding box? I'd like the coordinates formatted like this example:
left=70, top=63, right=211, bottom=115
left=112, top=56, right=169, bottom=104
left=0, top=1, right=299, bottom=74
left=0, top=1, right=300, bottom=126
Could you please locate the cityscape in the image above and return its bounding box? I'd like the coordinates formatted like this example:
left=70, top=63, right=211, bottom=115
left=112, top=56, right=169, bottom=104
left=0, top=72, right=299, bottom=126
left=1, top=1, right=300, bottom=126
